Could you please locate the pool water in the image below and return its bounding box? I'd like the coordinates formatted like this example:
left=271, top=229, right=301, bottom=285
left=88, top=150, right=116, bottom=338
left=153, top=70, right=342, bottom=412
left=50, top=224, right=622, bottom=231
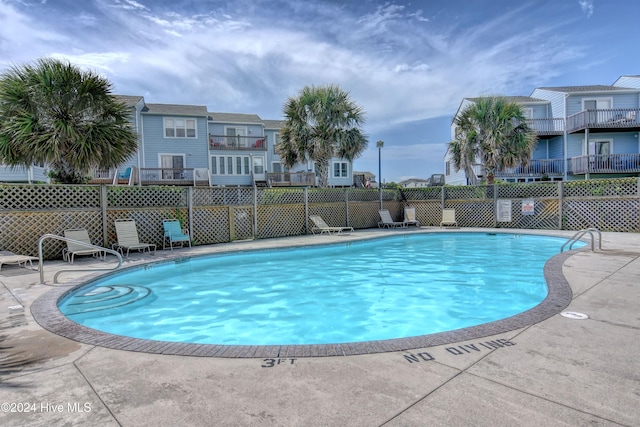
left=59, top=233, right=580, bottom=345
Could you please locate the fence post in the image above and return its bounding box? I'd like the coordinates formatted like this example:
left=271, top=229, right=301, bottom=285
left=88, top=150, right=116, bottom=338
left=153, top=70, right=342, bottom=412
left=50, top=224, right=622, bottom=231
left=253, top=187, right=258, bottom=239
left=345, top=188, right=350, bottom=227
left=187, top=187, right=193, bottom=240
left=558, top=181, right=563, bottom=230
left=304, top=187, right=309, bottom=233
left=493, top=184, right=498, bottom=228
left=100, top=185, right=108, bottom=247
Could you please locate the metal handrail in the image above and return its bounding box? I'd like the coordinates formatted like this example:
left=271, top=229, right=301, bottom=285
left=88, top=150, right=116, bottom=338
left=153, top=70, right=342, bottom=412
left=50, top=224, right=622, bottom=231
left=38, top=234, right=123, bottom=284
left=561, top=228, right=602, bottom=252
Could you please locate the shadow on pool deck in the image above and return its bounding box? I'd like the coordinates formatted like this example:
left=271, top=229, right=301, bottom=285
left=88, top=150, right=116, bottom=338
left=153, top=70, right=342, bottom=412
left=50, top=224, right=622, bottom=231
left=1, top=228, right=639, bottom=426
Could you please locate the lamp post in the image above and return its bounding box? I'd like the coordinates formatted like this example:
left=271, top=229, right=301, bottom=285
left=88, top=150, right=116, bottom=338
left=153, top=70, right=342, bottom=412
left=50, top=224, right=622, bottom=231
left=376, top=140, right=384, bottom=209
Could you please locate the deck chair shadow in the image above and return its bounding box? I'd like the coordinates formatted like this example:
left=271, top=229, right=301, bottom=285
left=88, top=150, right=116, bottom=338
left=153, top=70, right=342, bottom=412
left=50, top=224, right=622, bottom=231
left=378, top=209, right=407, bottom=228
left=113, top=219, right=156, bottom=257
left=0, top=250, right=38, bottom=272
left=163, top=219, right=191, bottom=250
left=403, top=207, right=420, bottom=227
left=63, top=228, right=106, bottom=264
left=440, top=208, right=459, bottom=227
left=309, top=215, right=354, bottom=235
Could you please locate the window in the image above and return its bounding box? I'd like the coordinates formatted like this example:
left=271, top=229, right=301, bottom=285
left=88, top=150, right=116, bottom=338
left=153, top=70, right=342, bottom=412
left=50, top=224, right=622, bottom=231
left=522, top=108, right=533, bottom=119
left=446, top=161, right=451, bottom=176
left=273, top=133, right=281, bottom=154
left=333, top=161, right=348, bottom=178
left=164, top=118, right=197, bottom=138
left=210, top=155, right=252, bottom=175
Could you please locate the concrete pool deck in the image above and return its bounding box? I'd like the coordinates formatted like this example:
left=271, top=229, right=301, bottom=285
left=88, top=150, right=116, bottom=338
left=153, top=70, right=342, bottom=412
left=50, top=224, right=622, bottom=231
left=1, top=228, right=639, bottom=426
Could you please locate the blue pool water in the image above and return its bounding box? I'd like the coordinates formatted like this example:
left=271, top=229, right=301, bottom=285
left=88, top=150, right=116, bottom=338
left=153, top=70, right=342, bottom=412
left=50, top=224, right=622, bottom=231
left=59, top=233, right=580, bottom=345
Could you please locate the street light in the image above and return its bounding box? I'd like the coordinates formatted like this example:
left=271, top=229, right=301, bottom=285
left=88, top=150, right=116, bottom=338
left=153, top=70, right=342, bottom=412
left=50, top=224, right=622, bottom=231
left=376, top=140, right=384, bottom=209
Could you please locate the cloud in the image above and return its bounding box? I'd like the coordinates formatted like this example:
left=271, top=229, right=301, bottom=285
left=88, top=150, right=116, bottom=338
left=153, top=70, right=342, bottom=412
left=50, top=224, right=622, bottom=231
left=579, top=0, right=594, bottom=17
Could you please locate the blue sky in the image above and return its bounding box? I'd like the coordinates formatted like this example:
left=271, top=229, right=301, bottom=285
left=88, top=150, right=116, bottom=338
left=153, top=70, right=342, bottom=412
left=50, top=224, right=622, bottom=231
left=1, top=0, right=638, bottom=182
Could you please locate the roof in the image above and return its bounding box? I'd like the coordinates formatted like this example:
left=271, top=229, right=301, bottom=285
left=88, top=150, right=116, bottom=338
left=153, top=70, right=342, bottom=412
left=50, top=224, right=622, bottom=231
left=466, top=96, right=548, bottom=104
left=113, top=95, right=144, bottom=108
left=262, top=119, right=286, bottom=129
left=144, top=103, right=209, bottom=116
left=536, top=85, right=632, bottom=93
left=208, top=112, right=263, bottom=123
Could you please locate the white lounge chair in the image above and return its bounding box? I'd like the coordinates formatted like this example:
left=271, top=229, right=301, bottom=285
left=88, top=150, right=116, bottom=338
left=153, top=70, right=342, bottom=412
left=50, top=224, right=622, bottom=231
left=0, top=251, right=38, bottom=272
left=378, top=209, right=407, bottom=228
left=309, top=215, right=354, bottom=235
left=403, top=207, right=420, bottom=227
left=440, top=208, right=459, bottom=227
left=63, top=228, right=105, bottom=264
left=114, top=219, right=156, bottom=257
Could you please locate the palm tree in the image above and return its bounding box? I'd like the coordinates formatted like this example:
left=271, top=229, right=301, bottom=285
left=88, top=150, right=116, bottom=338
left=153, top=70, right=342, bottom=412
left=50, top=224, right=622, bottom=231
left=449, top=96, right=538, bottom=185
left=280, top=84, right=368, bottom=188
left=0, top=58, right=138, bottom=184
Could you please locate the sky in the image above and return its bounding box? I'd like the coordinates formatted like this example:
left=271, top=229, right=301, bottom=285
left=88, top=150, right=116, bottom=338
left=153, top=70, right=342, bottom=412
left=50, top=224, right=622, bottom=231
left=1, top=0, right=639, bottom=183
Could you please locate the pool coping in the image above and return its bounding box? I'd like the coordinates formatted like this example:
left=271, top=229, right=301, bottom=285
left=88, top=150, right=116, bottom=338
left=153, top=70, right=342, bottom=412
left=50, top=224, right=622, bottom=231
left=30, top=233, right=580, bottom=358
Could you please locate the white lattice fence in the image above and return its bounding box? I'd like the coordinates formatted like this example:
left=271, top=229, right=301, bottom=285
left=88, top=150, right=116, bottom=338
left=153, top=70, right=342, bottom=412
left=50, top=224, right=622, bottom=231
left=192, top=207, right=231, bottom=244
left=346, top=202, right=384, bottom=229
left=407, top=202, right=444, bottom=226
left=1, top=184, right=101, bottom=210
left=309, top=203, right=349, bottom=229
left=563, top=199, right=639, bottom=231
left=446, top=201, right=495, bottom=227
left=0, top=210, right=102, bottom=258
left=107, top=186, right=187, bottom=208
left=257, top=205, right=306, bottom=238
left=107, top=209, right=183, bottom=248
left=497, top=199, right=560, bottom=230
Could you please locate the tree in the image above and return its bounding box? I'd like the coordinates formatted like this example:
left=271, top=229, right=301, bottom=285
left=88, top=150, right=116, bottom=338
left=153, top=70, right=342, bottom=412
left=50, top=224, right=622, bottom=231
left=0, top=58, right=138, bottom=184
left=448, top=96, right=538, bottom=185
left=280, top=84, right=368, bottom=188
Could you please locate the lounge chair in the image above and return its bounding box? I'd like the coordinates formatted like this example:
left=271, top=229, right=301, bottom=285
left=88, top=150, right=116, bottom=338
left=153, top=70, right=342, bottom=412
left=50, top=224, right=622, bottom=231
left=63, top=228, right=106, bottom=264
left=163, top=219, right=191, bottom=250
left=113, top=219, right=156, bottom=257
left=403, top=207, right=420, bottom=227
left=0, top=251, right=38, bottom=272
left=378, top=209, right=407, bottom=228
left=309, top=215, right=354, bottom=235
left=440, top=208, right=459, bottom=227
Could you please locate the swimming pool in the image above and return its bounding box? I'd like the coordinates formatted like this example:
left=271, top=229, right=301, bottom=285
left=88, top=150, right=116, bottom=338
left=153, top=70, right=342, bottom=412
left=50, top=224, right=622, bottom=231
left=58, top=232, right=581, bottom=347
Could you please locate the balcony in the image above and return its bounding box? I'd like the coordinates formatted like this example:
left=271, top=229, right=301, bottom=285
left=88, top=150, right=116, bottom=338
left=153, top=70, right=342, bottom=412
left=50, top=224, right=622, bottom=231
left=568, top=153, right=640, bottom=175
left=567, top=109, right=640, bottom=133
left=495, top=159, right=564, bottom=178
left=140, top=168, right=210, bottom=186
left=209, top=135, right=267, bottom=151
left=267, top=172, right=316, bottom=187
left=525, top=118, right=565, bottom=137
left=89, top=167, right=211, bottom=186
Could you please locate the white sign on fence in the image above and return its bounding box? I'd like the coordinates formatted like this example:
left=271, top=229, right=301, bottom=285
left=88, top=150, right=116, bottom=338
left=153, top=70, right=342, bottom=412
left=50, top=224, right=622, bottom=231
left=497, top=199, right=512, bottom=222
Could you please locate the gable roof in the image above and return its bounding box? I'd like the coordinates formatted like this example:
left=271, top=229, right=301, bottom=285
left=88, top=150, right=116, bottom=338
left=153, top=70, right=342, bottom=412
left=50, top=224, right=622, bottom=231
left=262, top=119, right=286, bottom=129
left=536, top=85, right=631, bottom=93
left=144, top=103, right=208, bottom=116
left=466, top=95, right=548, bottom=104
left=113, top=95, right=144, bottom=107
left=208, top=112, right=263, bottom=123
